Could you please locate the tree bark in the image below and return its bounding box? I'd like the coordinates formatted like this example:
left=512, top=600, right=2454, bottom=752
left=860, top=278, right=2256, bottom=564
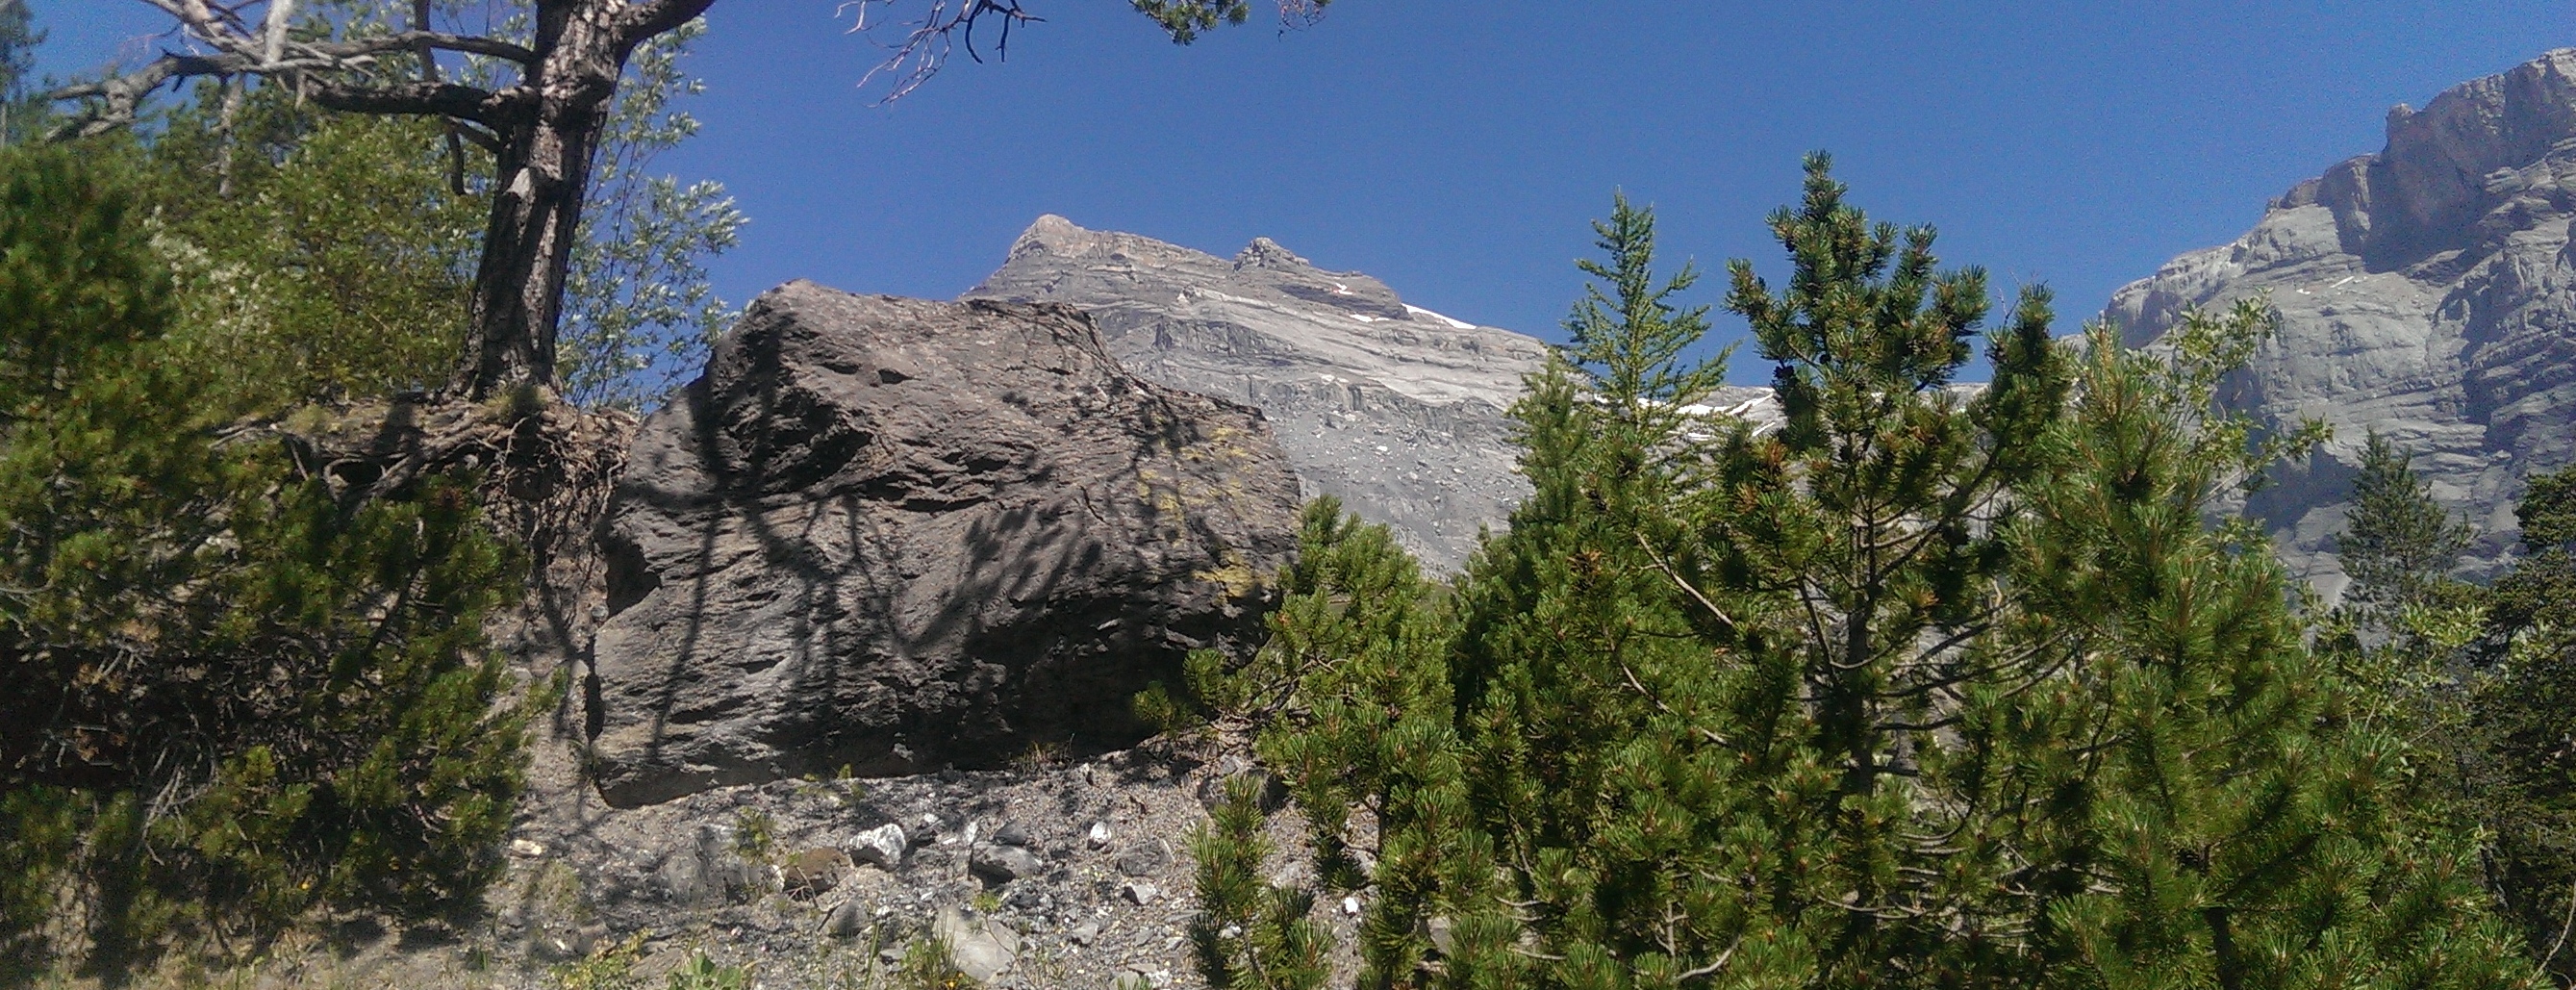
left=458, top=0, right=714, bottom=399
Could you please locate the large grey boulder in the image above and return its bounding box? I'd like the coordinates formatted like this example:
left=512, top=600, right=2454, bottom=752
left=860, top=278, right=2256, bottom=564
left=2108, top=48, right=2576, bottom=591
left=589, top=283, right=1301, bottom=806
left=966, top=216, right=1551, bottom=571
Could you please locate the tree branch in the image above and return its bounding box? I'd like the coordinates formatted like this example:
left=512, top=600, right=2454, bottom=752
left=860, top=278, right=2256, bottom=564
left=139, top=0, right=538, bottom=65
left=44, top=42, right=534, bottom=140
left=451, top=119, right=506, bottom=156
left=306, top=80, right=532, bottom=128
left=616, top=0, right=720, bottom=47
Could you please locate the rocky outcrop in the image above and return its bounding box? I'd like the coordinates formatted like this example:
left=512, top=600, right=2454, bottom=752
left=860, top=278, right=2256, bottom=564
left=2108, top=48, right=2576, bottom=589
left=965, top=216, right=1553, bottom=571
left=587, top=283, right=1301, bottom=806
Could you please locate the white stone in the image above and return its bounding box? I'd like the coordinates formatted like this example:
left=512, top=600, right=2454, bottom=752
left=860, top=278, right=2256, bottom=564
left=849, top=823, right=907, bottom=870
left=933, top=905, right=1021, bottom=983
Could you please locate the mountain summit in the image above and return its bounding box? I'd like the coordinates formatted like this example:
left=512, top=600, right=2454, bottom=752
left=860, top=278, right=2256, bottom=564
left=2110, top=48, right=2576, bottom=590
left=966, top=216, right=1551, bottom=569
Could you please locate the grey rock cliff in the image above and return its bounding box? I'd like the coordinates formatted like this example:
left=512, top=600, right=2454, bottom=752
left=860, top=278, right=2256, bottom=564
left=588, top=283, right=1301, bottom=806
left=965, top=216, right=1552, bottom=571
left=2108, top=48, right=2576, bottom=591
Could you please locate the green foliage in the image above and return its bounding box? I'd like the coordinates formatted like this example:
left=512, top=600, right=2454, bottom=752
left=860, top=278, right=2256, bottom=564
left=2312, top=437, right=2576, bottom=982
left=1223, top=160, right=2533, bottom=988
left=1134, top=675, right=1211, bottom=741
left=1183, top=497, right=1477, bottom=985
left=0, top=788, right=74, bottom=970
left=2520, top=464, right=2576, bottom=552
left=2338, top=428, right=2477, bottom=622
left=129, top=77, right=484, bottom=412
left=1564, top=190, right=1730, bottom=443
left=2314, top=431, right=2484, bottom=849
left=551, top=932, right=647, bottom=990
left=559, top=15, right=745, bottom=410
left=733, top=807, right=777, bottom=863
left=667, top=950, right=750, bottom=990
left=1190, top=775, right=1328, bottom=990
left=2441, top=461, right=2576, bottom=982
left=1130, top=0, right=1329, bottom=43
left=0, top=0, right=37, bottom=145
left=51, top=1, right=738, bottom=413
left=2490, top=463, right=2576, bottom=641
left=0, top=143, right=534, bottom=975
left=2023, top=311, right=2509, bottom=989
left=893, top=934, right=973, bottom=990
left=2466, top=626, right=2576, bottom=984
left=0, top=0, right=30, bottom=92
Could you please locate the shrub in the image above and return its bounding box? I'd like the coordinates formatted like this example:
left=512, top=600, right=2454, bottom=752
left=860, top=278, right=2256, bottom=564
left=0, top=142, right=537, bottom=976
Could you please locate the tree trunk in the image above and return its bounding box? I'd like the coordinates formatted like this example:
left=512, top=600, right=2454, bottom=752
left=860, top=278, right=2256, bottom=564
left=458, top=9, right=609, bottom=398
left=456, top=0, right=714, bottom=399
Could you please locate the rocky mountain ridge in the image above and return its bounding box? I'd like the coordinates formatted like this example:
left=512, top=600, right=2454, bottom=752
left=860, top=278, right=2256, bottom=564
left=963, top=216, right=1547, bottom=571
left=964, top=216, right=1791, bottom=570
left=2109, top=47, right=2576, bottom=589
left=972, top=50, right=2576, bottom=593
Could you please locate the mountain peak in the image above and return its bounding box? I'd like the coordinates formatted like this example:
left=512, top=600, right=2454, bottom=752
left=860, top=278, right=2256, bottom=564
left=1007, top=214, right=1098, bottom=259
left=2106, top=45, right=2576, bottom=591
left=1233, top=236, right=1309, bottom=270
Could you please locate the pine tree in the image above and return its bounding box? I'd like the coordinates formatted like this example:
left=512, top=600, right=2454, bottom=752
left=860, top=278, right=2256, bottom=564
left=2019, top=308, right=2515, bottom=989
left=0, top=0, right=38, bottom=145
left=1184, top=497, right=1488, bottom=988
left=1436, top=190, right=1836, bottom=987
left=1223, top=157, right=2536, bottom=989
left=2312, top=394, right=2576, bottom=985
left=2337, top=429, right=2476, bottom=622
left=2462, top=463, right=2576, bottom=981
left=0, top=143, right=539, bottom=978
left=1193, top=775, right=1330, bottom=990
left=2488, top=464, right=2576, bottom=641
left=1686, top=153, right=2079, bottom=983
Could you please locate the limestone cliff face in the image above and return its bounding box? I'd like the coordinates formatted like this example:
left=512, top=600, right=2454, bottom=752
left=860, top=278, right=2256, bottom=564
left=2108, top=48, right=2576, bottom=591
left=965, top=216, right=1551, bottom=571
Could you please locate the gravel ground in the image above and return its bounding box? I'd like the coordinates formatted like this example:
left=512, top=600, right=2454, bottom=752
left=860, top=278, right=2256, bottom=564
left=177, top=723, right=1358, bottom=990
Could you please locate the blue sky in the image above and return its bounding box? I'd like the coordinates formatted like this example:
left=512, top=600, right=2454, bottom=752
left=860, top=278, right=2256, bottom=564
left=37, top=1, right=2576, bottom=382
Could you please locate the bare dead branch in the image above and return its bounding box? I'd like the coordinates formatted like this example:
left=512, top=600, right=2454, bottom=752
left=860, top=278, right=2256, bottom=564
left=410, top=0, right=470, bottom=194
left=42, top=33, right=538, bottom=141
left=840, top=0, right=1324, bottom=104
left=1674, top=936, right=1743, bottom=982
left=2540, top=875, right=2576, bottom=972
left=615, top=0, right=721, bottom=47
left=1634, top=529, right=1739, bottom=634
left=261, top=0, right=294, bottom=67
left=840, top=0, right=1044, bottom=103
left=143, top=0, right=540, bottom=65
